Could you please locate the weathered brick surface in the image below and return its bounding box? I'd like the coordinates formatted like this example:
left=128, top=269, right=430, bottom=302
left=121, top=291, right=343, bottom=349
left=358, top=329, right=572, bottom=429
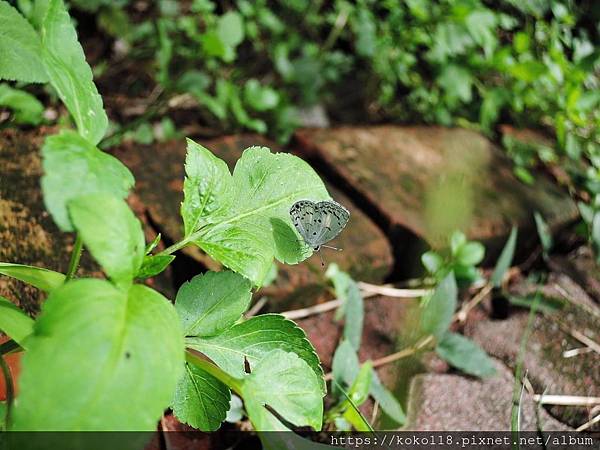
left=465, top=273, right=600, bottom=429
left=406, top=359, right=571, bottom=431
left=294, top=126, right=578, bottom=254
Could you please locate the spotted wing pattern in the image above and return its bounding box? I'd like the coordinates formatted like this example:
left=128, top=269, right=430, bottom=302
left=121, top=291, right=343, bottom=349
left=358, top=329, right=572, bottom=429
left=290, top=200, right=350, bottom=249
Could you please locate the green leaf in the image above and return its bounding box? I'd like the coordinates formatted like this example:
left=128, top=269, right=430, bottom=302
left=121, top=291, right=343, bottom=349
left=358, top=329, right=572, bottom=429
left=436, top=332, right=496, bottom=378
left=0, top=296, right=34, bottom=347
left=181, top=139, right=233, bottom=237
left=12, top=280, right=184, bottom=430
left=490, top=226, right=518, bottom=288
left=183, top=143, right=329, bottom=285
left=175, top=271, right=252, bottom=337
left=187, top=314, right=324, bottom=393
left=369, top=371, right=406, bottom=425
left=438, top=65, right=473, bottom=103
left=0, top=83, right=44, bottom=124
left=534, top=212, right=553, bottom=254
left=420, top=273, right=457, bottom=339
left=0, top=1, right=48, bottom=83
left=345, top=362, right=372, bottom=407
left=244, top=79, right=279, bottom=112
left=421, top=251, right=443, bottom=274
left=0, top=262, right=65, bottom=292
left=450, top=231, right=467, bottom=255
left=172, top=361, right=231, bottom=431
left=40, top=0, right=108, bottom=144
left=136, top=254, right=175, bottom=279
left=242, top=349, right=323, bottom=431
left=41, top=130, right=134, bottom=231
left=342, top=362, right=373, bottom=431
left=217, top=11, right=244, bottom=48
left=68, top=194, right=145, bottom=288
left=455, top=242, right=485, bottom=266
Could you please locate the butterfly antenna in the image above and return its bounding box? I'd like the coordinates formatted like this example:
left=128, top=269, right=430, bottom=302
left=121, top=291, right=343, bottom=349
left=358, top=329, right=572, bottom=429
left=321, top=244, right=342, bottom=251
left=318, top=249, right=325, bottom=267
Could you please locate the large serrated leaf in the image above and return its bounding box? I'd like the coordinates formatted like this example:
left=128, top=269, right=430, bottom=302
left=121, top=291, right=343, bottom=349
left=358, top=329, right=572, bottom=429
left=172, top=361, right=231, bottom=431
left=181, top=139, right=233, bottom=237
left=242, top=350, right=323, bottom=431
left=181, top=142, right=330, bottom=285
left=41, top=130, right=134, bottom=232
left=0, top=1, right=48, bottom=83
left=40, top=0, right=108, bottom=144
left=175, top=270, right=252, bottom=337
left=0, top=263, right=65, bottom=292
left=0, top=296, right=34, bottom=347
left=11, top=280, right=184, bottom=430
left=186, top=314, right=324, bottom=392
left=69, top=194, right=145, bottom=288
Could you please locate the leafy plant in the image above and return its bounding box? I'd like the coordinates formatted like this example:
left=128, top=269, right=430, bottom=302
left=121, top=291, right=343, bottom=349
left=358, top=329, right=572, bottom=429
left=0, top=0, right=330, bottom=437
left=421, top=230, right=485, bottom=284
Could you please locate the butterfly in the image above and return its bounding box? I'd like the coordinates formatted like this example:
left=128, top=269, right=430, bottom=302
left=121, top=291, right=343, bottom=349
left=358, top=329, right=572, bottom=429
left=289, top=199, right=350, bottom=265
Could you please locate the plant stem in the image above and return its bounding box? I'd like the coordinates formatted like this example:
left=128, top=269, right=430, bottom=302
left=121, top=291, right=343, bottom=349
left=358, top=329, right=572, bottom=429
left=156, top=235, right=193, bottom=257
left=185, top=349, right=243, bottom=396
left=65, top=234, right=83, bottom=282
left=0, top=354, right=14, bottom=429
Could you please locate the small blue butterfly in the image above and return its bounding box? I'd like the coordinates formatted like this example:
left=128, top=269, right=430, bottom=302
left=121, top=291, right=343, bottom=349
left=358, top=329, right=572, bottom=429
left=290, top=200, right=350, bottom=264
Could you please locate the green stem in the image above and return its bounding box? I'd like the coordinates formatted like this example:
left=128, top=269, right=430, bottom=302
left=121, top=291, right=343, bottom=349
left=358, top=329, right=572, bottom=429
left=156, top=237, right=191, bottom=257
left=185, top=349, right=243, bottom=396
left=0, top=354, right=14, bottom=429
left=65, top=234, right=83, bottom=282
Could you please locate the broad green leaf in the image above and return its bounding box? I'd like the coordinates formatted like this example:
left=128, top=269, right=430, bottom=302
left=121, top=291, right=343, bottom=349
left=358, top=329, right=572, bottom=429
left=40, top=0, right=108, bottom=144
left=0, top=1, right=48, bottom=83
left=436, top=332, right=496, bottom=378
left=187, top=314, right=324, bottom=392
left=242, top=349, right=323, bottom=431
left=455, top=242, right=485, bottom=266
left=172, top=361, right=230, bottom=431
left=0, top=262, right=65, bottom=292
left=369, top=371, right=406, bottom=425
left=181, top=139, right=233, bottom=237
left=0, top=296, right=34, bottom=347
left=0, top=83, right=44, bottom=124
left=420, top=273, right=457, bottom=339
left=182, top=143, right=329, bottom=285
left=136, top=254, right=174, bottom=279
left=69, top=194, right=145, bottom=287
left=12, top=280, right=184, bottom=430
left=438, top=64, right=473, bottom=103
left=41, top=130, right=134, bottom=231
left=534, top=212, right=553, bottom=254
left=175, top=271, right=252, bottom=337
left=217, top=11, right=244, bottom=48
left=490, top=226, right=518, bottom=287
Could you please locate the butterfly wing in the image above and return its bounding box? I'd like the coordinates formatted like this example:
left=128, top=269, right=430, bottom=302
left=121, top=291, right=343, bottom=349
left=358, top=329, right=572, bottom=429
left=312, top=201, right=350, bottom=246
left=290, top=200, right=320, bottom=248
